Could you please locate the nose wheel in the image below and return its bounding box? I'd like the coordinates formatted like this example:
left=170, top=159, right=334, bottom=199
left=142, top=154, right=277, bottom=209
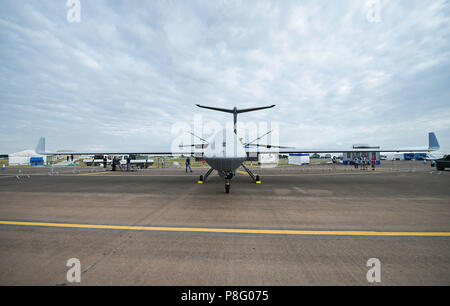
left=225, top=181, right=230, bottom=193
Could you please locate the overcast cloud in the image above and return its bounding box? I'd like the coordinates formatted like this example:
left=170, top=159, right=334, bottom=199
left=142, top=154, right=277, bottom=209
left=0, top=0, right=449, bottom=153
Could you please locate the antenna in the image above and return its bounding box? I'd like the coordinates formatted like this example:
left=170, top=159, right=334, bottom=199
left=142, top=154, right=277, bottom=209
left=189, top=131, right=209, bottom=144
left=244, top=130, right=273, bottom=146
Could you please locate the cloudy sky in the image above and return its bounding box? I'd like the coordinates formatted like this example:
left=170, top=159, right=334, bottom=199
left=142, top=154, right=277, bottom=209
left=0, top=0, right=449, bottom=153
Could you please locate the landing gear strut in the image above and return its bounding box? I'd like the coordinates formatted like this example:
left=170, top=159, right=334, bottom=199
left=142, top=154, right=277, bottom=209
left=198, top=168, right=214, bottom=184
left=241, top=163, right=261, bottom=183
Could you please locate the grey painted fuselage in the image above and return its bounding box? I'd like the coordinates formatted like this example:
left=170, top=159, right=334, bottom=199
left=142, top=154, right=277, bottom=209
left=203, top=128, right=247, bottom=179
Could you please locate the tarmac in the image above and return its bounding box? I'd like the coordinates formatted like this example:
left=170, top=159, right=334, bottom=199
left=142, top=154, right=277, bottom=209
left=0, top=161, right=449, bottom=285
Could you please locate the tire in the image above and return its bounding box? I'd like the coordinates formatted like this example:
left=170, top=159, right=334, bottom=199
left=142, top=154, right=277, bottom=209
left=225, top=185, right=230, bottom=193
left=436, top=166, right=444, bottom=171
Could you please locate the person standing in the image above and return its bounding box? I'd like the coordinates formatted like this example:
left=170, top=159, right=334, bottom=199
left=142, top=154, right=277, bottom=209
left=103, top=156, right=107, bottom=169
left=371, top=154, right=376, bottom=171
left=127, top=156, right=131, bottom=171
left=354, top=156, right=359, bottom=169
left=186, top=156, right=192, bottom=173
left=112, top=157, right=117, bottom=171
left=332, top=156, right=337, bottom=171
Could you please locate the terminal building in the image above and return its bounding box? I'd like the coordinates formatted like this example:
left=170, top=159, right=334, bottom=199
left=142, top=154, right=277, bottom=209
left=342, top=144, right=381, bottom=165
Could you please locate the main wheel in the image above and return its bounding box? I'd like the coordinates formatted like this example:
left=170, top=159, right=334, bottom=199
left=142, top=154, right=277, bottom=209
left=225, top=184, right=230, bottom=193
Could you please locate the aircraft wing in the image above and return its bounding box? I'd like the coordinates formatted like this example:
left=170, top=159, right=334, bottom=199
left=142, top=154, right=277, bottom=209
left=237, top=105, right=276, bottom=113
left=34, top=138, right=194, bottom=156
left=253, top=132, right=440, bottom=154
left=195, top=104, right=234, bottom=113
left=196, top=104, right=276, bottom=114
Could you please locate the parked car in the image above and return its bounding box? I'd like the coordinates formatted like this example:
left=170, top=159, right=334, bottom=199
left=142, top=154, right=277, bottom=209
left=435, top=155, right=450, bottom=171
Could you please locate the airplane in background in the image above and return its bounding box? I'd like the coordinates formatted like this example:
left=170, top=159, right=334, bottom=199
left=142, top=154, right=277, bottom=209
left=383, top=148, right=446, bottom=161
left=36, top=105, right=441, bottom=193
left=425, top=151, right=447, bottom=160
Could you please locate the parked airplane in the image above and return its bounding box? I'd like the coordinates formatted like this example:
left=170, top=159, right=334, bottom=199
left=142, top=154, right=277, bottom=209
left=36, top=105, right=440, bottom=193
left=425, top=152, right=447, bottom=160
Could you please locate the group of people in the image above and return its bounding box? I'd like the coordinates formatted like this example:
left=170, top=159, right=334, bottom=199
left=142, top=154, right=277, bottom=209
left=106, top=156, right=132, bottom=172
left=353, top=155, right=377, bottom=170
left=110, top=156, right=125, bottom=171
left=104, top=155, right=194, bottom=173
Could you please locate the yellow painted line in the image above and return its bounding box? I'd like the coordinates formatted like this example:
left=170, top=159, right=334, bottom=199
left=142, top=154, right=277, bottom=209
left=236, top=170, right=249, bottom=176
left=79, top=171, right=115, bottom=176
left=0, top=220, right=449, bottom=237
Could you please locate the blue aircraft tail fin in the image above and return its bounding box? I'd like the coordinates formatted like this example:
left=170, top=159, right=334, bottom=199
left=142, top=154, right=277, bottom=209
left=428, top=132, right=440, bottom=150
left=35, top=137, right=46, bottom=154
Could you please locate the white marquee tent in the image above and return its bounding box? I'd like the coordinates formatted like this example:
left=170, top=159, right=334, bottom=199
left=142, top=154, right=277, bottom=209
left=8, top=150, right=47, bottom=165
